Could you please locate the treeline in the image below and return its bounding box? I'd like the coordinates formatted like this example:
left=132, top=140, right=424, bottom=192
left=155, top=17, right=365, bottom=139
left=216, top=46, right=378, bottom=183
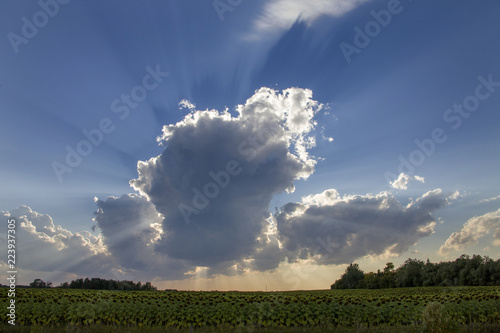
left=59, top=277, right=157, bottom=291
left=27, top=277, right=157, bottom=291
left=331, top=254, right=500, bottom=290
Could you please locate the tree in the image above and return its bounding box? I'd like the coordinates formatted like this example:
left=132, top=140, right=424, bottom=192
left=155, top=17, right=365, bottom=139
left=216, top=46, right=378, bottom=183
left=70, top=278, right=83, bottom=289
left=361, top=272, right=381, bottom=289
left=330, top=255, right=500, bottom=289
left=384, top=262, right=394, bottom=274
left=30, top=279, right=51, bottom=288
left=141, top=282, right=155, bottom=291
left=58, top=282, right=70, bottom=288
left=422, top=259, right=438, bottom=286
left=381, top=262, right=396, bottom=288
left=395, top=259, right=424, bottom=287
left=331, top=263, right=365, bottom=289
left=61, top=277, right=157, bottom=291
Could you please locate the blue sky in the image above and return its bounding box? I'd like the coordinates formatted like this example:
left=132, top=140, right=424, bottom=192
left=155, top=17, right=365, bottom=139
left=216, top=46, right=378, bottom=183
left=1, top=0, right=500, bottom=290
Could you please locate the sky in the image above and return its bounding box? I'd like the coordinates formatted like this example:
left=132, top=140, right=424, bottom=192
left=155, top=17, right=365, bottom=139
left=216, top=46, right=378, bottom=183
left=1, top=0, right=500, bottom=291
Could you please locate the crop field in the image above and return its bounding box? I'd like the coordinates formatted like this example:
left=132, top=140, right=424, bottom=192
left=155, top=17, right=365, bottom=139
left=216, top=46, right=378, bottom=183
left=1, top=286, right=500, bottom=332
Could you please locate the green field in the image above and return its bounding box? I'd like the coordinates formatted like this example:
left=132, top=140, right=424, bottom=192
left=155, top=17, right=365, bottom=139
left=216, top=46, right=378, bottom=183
left=2, top=287, right=500, bottom=332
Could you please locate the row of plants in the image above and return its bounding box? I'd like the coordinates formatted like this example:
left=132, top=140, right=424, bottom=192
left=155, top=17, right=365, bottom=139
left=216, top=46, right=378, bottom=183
left=1, top=286, right=499, bottom=329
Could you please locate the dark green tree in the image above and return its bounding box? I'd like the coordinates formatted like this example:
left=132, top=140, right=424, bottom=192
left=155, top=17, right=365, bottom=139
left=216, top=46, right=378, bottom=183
left=395, top=259, right=424, bottom=287
left=331, top=263, right=364, bottom=289
left=30, top=279, right=51, bottom=288
left=331, top=255, right=500, bottom=289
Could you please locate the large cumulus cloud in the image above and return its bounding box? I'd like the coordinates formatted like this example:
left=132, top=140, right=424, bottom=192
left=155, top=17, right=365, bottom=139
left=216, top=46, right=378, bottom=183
left=128, top=87, right=322, bottom=269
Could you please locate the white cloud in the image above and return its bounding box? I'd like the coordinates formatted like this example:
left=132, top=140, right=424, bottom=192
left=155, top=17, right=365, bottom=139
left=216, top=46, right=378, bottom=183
left=0, top=206, right=114, bottom=276
left=439, top=208, right=500, bottom=254
left=247, top=0, right=371, bottom=40
left=178, top=99, right=196, bottom=111
left=479, top=195, right=500, bottom=203
left=273, top=188, right=457, bottom=265
left=390, top=172, right=425, bottom=190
